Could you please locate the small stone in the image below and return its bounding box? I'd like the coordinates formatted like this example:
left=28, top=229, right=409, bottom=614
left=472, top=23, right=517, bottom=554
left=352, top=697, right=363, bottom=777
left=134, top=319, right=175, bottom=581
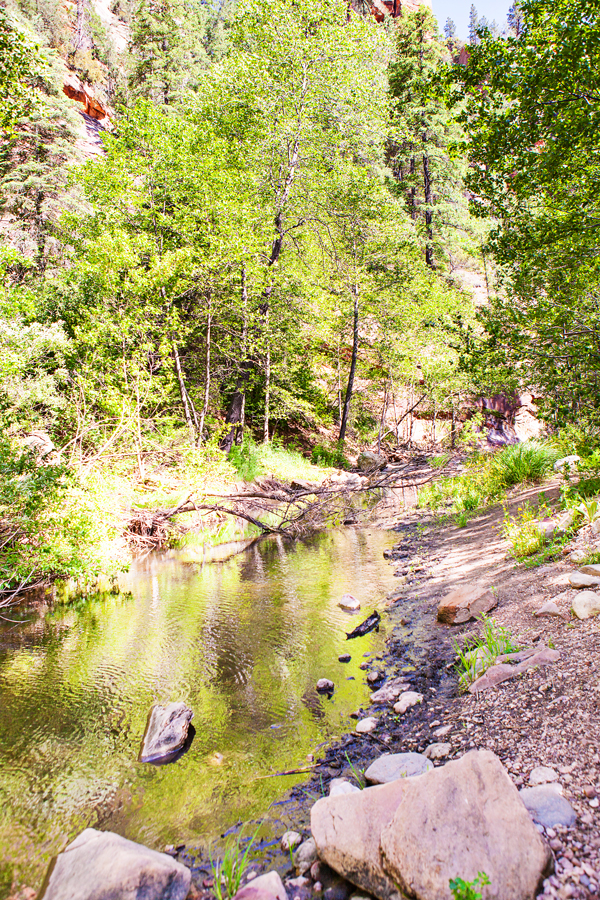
left=316, top=679, right=335, bottom=694
left=529, top=766, right=559, bottom=786
left=392, top=691, right=423, bottom=715
left=569, top=572, right=600, bottom=588
left=313, top=883, right=322, bottom=893
left=339, top=595, right=361, bottom=612
left=369, top=679, right=410, bottom=705
left=367, top=672, right=382, bottom=685
left=294, top=839, right=318, bottom=875
left=235, top=872, right=288, bottom=900
left=519, top=786, right=577, bottom=828
left=287, top=876, right=310, bottom=889
left=424, top=742, right=451, bottom=760
left=553, top=455, right=580, bottom=473
left=534, top=601, right=563, bottom=618
left=433, top=724, right=452, bottom=738
left=329, top=779, right=360, bottom=797
left=590, top=798, right=599, bottom=808
left=355, top=717, right=377, bottom=734
left=281, top=832, right=302, bottom=853
left=140, top=702, right=194, bottom=764
left=338, top=654, right=351, bottom=663
left=572, top=590, right=600, bottom=619
left=364, top=752, right=432, bottom=784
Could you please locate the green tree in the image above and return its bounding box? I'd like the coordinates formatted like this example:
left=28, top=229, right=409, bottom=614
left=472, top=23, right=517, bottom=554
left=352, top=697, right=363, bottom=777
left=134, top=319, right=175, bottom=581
left=459, top=0, right=600, bottom=424
left=0, top=5, right=39, bottom=132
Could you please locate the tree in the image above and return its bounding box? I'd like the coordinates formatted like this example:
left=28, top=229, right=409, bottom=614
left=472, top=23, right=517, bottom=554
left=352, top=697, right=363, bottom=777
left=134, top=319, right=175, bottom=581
left=0, top=5, right=39, bottom=132
left=459, top=0, right=600, bottom=424
left=468, top=4, right=479, bottom=44
left=388, top=8, right=478, bottom=271
left=444, top=17, right=456, bottom=40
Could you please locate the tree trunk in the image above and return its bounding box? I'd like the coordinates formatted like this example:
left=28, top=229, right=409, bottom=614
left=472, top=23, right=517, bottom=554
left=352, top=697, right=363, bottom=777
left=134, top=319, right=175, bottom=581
left=451, top=401, right=456, bottom=450
left=422, top=147, right=434, bottom=268
left=339, top=285, right=359, bottom=447
left=377, top=381, right=388, bottom=454
left=220, top=267, right=250, bottom=453
left=264, top=307, right=270, bottom=443
left=198, top=303, right=212, bottom=446
left=172, top=340, right=196, bottom=444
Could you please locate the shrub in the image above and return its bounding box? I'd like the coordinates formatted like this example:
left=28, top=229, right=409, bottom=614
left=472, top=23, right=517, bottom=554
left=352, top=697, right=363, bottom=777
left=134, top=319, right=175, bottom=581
left=490, top=441, right=558, bottom=486
left=311, top=443, right=347, bottom=469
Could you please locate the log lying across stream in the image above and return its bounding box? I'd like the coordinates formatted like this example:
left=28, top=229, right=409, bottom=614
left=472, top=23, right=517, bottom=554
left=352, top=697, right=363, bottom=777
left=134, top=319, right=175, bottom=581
left=126, top=457, right=457, bottom=550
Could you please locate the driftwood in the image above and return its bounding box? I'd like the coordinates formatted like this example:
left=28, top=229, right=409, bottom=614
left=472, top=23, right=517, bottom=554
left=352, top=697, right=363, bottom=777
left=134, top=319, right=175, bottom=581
left=124, top=456, right=453, bottom=550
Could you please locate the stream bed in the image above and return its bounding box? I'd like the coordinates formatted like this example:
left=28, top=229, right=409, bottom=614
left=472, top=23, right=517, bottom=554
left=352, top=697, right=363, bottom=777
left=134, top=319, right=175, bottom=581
left=0, top=523, right=426, bottom=895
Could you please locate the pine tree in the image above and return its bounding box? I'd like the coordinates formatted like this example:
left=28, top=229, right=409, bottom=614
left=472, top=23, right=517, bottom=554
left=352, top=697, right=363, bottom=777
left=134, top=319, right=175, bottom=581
left=468, top=4, right=479, bottom=44
left=444, top=17, right=456, bottom=40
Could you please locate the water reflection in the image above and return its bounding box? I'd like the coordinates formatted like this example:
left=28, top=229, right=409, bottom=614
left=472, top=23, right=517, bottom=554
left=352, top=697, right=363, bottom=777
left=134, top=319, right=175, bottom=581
left=0, top=527, right=401, bottom=895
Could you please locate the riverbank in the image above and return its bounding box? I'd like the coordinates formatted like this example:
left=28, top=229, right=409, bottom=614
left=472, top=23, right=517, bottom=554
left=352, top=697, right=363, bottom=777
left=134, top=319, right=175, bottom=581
left=174, top=480, right=600, bottom=900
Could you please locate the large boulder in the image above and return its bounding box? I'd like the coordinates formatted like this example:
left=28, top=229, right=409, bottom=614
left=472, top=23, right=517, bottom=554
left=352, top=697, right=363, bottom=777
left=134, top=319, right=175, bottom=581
left=572, top=590, right=600, bottom=620
left=357, top=451, right=386, bottom=473
left=379, top=750, right=552, bottom=900
left=140, top=702, right=193, bottom=763
left=311, top=779, right=409, bottom=900
left=40, top=828, right=191, bottom=900
left=437, top=584, right=497, bottom=625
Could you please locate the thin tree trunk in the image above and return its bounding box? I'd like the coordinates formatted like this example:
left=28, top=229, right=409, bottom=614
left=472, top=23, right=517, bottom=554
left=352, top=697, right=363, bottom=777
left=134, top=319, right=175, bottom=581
left=220, top=267, right=250, bottom=453
left=451, top=401, right=456, bottom=450
left=264, top=308, right=270, bottom=443
left=432, top=398, right=437, bottom=447
left=198, top=303, right=212, bottom=446
left=377, top=381, right=388, bottom=454
left=172, top=340, right=195, bottom=444
left=337, top=336, right=343, bottom=424
left=422, top=147, right=434, bottom=268
left=339, top=284, right=359, bottom=447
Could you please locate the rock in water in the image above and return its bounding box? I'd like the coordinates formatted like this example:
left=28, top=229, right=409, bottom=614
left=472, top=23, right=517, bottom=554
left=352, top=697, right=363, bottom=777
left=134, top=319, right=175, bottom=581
left=437, top=583, right=497, bottom=624
left=40, top=828, right=191, bottom=900
left=317, top=679, right=335, bottom=694
left=339, top=594, right=361, bottom=611
left=140, top=702, right=193, bottom=763
left=380, top=750, right=552, bottom=900
left=364, top=753, right=432, bottom=785
left=311, top=778, right=410, bottom=899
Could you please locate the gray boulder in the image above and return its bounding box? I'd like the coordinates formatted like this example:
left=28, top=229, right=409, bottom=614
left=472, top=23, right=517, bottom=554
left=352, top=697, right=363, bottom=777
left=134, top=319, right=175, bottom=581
left=40, top=828, right=191, bottom=900
left=357, top=451, right=386, bottom=473
left=364, top=753, right=432, bottom=785
left=519, top=785, right=577, bottom=828
left=140, top=702, right=193, bottom=763
left=380, top=750, right=552, bottom=900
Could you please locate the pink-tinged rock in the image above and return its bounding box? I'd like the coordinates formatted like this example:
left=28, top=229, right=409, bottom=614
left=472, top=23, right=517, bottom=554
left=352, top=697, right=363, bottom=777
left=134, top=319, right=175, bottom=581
left=311, top=779, right=410, bottom=900
left=380, top=750, right=552, bottom=900
left=234, top=871, right=288, bottom=900
left=40, top=828, right=191, bottom=900
left=468, top=648, right=560, bottom=693
left=437, top=584, right=497, bottom=624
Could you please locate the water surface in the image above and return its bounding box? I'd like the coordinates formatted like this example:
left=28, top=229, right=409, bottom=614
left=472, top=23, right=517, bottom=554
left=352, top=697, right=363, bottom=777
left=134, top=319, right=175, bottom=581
left=0, top=526, right=403, bottom=894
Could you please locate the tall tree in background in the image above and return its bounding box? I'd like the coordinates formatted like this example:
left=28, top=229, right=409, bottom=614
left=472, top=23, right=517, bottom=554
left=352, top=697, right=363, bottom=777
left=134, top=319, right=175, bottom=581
left=388, top=8, right=475, bottom=271
left=468, top=4, right=479, bottom=44
left=460, top=0, right=600, bottom=424
left=444, top=17, right=456, bottom=40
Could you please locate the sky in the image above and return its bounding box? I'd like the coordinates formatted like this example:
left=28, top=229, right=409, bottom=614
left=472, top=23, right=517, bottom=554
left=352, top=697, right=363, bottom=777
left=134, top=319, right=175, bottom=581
left=430, top=0, right=512, bottom=39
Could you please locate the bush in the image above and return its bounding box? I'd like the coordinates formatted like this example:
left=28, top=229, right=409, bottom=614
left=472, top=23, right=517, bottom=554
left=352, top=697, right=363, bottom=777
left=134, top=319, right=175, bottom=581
left=0, top=436, right=112, bottom=591
left=310, top=443, right=347, bottom=469
left=490, top=441, right=558, bottom=486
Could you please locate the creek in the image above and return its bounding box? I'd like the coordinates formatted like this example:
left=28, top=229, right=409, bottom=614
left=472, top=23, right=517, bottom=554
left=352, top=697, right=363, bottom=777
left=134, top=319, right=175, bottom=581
left=0, top=522, right=424, bottom=895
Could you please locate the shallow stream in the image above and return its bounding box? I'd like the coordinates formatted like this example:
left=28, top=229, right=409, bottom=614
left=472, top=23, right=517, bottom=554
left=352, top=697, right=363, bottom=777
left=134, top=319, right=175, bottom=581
left=0, top=524, right=419, bottom=895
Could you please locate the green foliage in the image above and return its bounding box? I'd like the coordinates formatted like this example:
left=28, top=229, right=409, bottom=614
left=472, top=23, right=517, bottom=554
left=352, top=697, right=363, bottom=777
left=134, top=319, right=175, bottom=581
left=344, top=751, right=365, bottom=789
left=449, top=872, right=490, bottom=900
left=0, top=5, right=39, bottom=131
left=458, top=0, right=600, bottom=424
left=502, top=502, right=548, bottom=560
left=420, top=442, right=557, bottom=515
left=0, top=437, right=114, bottom=590
left=229, top=437, right=323, bottom=483
left=311, top=444, right=347, bottom=470
left=454, top=613, right=518, bottom=691
left=210, top=827, right=259, bottom=900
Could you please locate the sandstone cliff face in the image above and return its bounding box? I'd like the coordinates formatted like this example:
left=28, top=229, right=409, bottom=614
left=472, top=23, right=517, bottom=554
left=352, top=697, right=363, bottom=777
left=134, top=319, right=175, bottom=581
left=368, top=0, right=431, bottom=22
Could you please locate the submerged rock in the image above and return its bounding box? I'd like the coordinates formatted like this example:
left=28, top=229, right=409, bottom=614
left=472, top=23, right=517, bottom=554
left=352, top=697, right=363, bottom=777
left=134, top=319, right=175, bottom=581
left=140, top=702, right=193, bottom=764
left=40, top=828, right=191, bottom=900
left=380, top=750, right=552, bottom=900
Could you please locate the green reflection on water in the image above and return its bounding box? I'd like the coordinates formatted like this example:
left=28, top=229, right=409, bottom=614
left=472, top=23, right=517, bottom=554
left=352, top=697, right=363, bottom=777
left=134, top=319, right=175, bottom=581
left=0, top=527, right=399, bottom=895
